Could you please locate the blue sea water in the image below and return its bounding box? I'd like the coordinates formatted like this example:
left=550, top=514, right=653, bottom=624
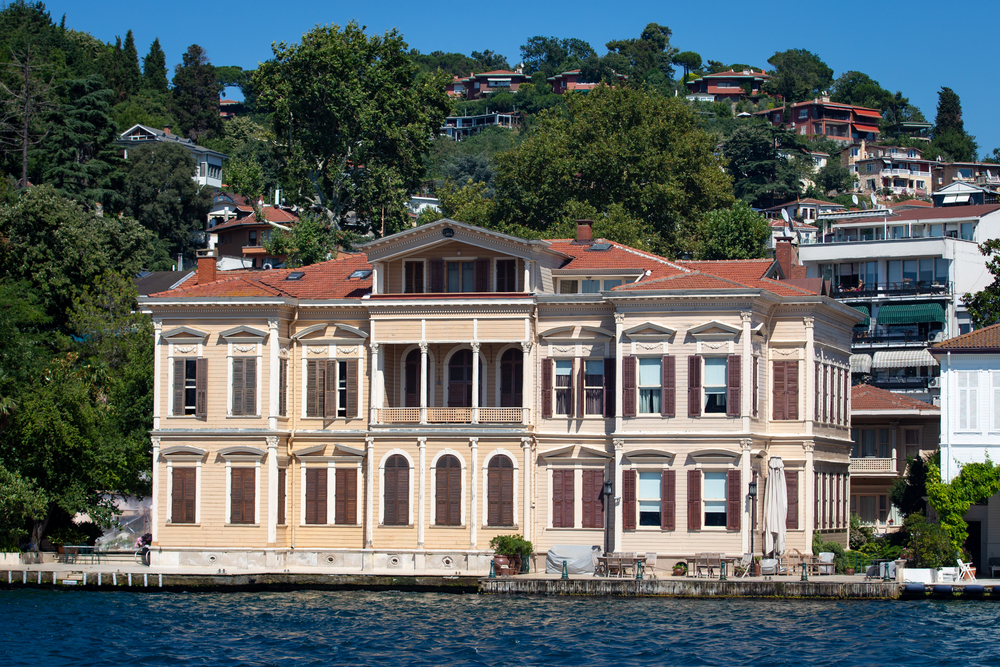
left=2, top=589, right=998, bottom=666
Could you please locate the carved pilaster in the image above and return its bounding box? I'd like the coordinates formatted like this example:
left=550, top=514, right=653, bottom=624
left=614, top=313, right=626, bottom=325
left=265, top=436, right=279, bottom=449
left=418, top=342, right=429, bottom=354
left=740, top=438, right=753, bottom=451
left=520, top=340, right=533, bottom=354
left=613, top=438, right=625, bottom=451
left=804, top=316, right=815, bottom=329
left=741, top=311, right=752, bottom=323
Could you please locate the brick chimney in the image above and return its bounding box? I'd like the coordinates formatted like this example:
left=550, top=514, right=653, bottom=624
left=774, top=238, right=799, bottom=278
left=163, top=126, right=172, bottom=136
left=575, top=219, right=594, bottom=244
left=196, top=248, right=217, bottom=284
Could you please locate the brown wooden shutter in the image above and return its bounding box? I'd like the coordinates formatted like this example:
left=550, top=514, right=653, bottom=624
left=661, top=469, right=675, bottom=530
left=688, top=355, right=702, bottom=417
left=844, top=367, right=850, bottom=425
left=435, top=462, right=448, bottom=525
left=231, top=468, right=244, bottom=523
left=305, top=468, right=327, bottom=524
left=687, top=469, right=702, bottom=530
left=661, top=355, right=675, bottom=417
left=306, top=361, right=317, bottom=417
left=576, top=361, right=585, bottom=418
left=173, top=359, right=184, bottom=415
left=305, top=469, right=316, bottom=524
left=541, top=358, right=553, bottom=418
left=603, top=357, right=615, bottom=418
left=445, top=463, right=460, bottom=526
left=622, top=355, right=637, bottom=417
left=384, top=456, right=408, bottom=526
left=726, top=354, right=741, bottom=417
left=622, top=469, right=636, bottom=530
left=239, top=468, right=255, bottom=524
left=325, top=359, right=337, bottom=417
left=500, top=464, right=514, bottom=527
left=195, top=358, right=208, bottom=417
left=726, top=469, right=741, bottom=531
left=244, top=357, right=256, bottom=415
left=582, top=469, right=604, bottom=528
left=429, top=259, right=445, bottom=292
left=552, top=469, right=565, bottom=528
left=787, top=361, right=799, bottom=420
left=487, top=464, right=500, bottom=527
left=183, top=467, right=196, bottom=522
left=772, top=361, right=786, bottom=421
left=316, top=468, right=327, bottom=524
left=786, top=470, right=799, bottom=529
left=171, top=468, right=184, bottom=522
left=336, top=468, right=357, bottom=524
left=277, top=468, right=286, bottom=525
left=345, top=358, right=358, bottom=419
left=278, top=359, right=287, bottom=417
left=752, top=357, right=759, bottom=417
left=475, top=257, right=489, bottom=292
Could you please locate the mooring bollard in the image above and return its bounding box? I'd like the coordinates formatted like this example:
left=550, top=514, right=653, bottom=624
left=37, top=572, right=41, bottom=585
left=561, top=560, right=569, bottom=580
left=128, top=573, right=132, bottom=587
left=112, top=573, right=117, bottom=586
left=635, top=560, right=643, bottom=580
left=144, top=573, right=148, bottom=587
left=83, top=573, right=87, bottom=586
left=98, top=573, right=102, bottom=586
left=719, top=563, right=726, bottom=582
left=6, top=571, right=10, bottom=584
left=801, top=564, right=809, bottom=582
left=52, top=571, right=57, bottom=585
left=22, top=571, right=27, bottom=585
left=489, top=560, right=496, bottom=579
left=158, top=574, right=163, bottom=588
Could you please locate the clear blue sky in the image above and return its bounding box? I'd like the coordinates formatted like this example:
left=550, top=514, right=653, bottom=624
left=41, top=0, right=1000, bottom=156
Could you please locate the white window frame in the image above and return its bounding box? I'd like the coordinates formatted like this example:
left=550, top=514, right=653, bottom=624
left=224, top=457, right=261, bottom=526
left=227, top=342, right=262, bottom=417
left=703, top=355, right=729, bottom=414
left=993, top=371, right=1000, bottom=431
left=636, top=469, right=662, bottom=529
left=637, top=356, right=662, bottom=415
left=430, top=449, right=467, bottom=528
left=379, top=448, right=415, bottom=526
left=702, top=468, right=729, bottom=529
left=958, top=370, right=979, bottom=432
left=481, top=449, right=519, bottom=528
left=554, top=358, right=574, bottom=416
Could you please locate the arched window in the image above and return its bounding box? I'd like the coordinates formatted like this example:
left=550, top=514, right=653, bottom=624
left=435, top=455, right=462, bottom=526
left=383, top=454, right=409, bottom=525
left=487, top=455, right=514, bottom=527
left=448, top=349, right=482, bottom=407
left=499, top=348, right=523, bottom=407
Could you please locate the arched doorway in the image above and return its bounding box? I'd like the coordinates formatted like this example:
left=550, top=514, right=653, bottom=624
left=447, top=348, right=482, bottom=407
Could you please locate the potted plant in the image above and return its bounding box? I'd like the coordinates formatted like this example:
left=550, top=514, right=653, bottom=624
left=489, top=535, right=533, bottom=575
left=672, top=561, right=687, bottom=576
left=753, top=556, right=762, bottom=576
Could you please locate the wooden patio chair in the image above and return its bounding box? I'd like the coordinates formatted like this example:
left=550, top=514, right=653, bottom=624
left=735, top=553, right=753, bottom=578
left=643, top=553, right=658, bottom=579
left=707, top=553, right=721, bottom=578
left=695, top=553, right=711, bottom=578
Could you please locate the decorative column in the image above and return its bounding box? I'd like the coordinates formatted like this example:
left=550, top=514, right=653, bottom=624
left=614, top=313, right=625, bottom=432
left=365, top=437, right=375, bottom=548
left=741, top=311, right=752, bottom=430
left=520, top=341, right=532, bottom=425
left=890, top=420, right=899, bottom=474
left=419, top=343, right=429, bottom=424
left=469, top=437, right=479, bottom=550
left=740, top=438, right=752, bottom=555
left=523, top=260, right=532, bottom=292
left=471, top=342, right=480, bottom=424
left=369, top=342, right=380, bottom=424
left=804, top=317, right=815, bottom=436
left=417, top=437, right=427, bottom=547
left=266, top=436, right=279, bottom=545
left=613, top=438, right=625, bottom=553
left=268, top=318, right=279, bottom=430
left=153, top=320, right=162, bottom=431
left=150, top=437, right=160, bottom=545
left=521, top=437, right=532, bottom=543
left=804, top=441, right=815, bottom=555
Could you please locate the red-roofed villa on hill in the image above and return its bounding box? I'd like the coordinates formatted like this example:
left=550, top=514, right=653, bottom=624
left=139, top=219, right=860, bottom=574
left=685, top=69, right=770, bottom=103
left=757, top=97, right=881, bottom=143
left=446, top=69, right=529, bottom=100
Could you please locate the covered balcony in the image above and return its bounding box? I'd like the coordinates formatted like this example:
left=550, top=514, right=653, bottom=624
left=369, top=341, right=531, bottom=426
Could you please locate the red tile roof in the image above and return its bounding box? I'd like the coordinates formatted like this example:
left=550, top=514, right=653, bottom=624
left=851, top=384, right=938, bottom=412
left=150, top=253, right=373, bottom=299
left=211, top=207, right=299, bottom=231
left=546, top=239, right=688, bottom=279
left=930, top=321, right=1000, bottom=350
left=893, top=199, right=933, bottom=208
left=885, top=204, right=1000, bottom=222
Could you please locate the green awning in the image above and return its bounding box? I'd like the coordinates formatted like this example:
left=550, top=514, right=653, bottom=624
left=876, top=303, right=946, bottom=325
left=852, top=305, right=870, bottom=327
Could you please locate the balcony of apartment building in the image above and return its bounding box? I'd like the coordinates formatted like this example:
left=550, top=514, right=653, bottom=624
left=369, top=342, right=531, bottom=427
left=852, top=347, right=939, bottom=394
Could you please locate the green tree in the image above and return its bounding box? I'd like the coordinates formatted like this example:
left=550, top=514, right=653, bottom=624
left=763, top=49, right=833, bottom=104
left=0, top=185, right=156, bottom=323
left=263, top=213, right=348, bottom=267
left=119, top=29, right=141, bottom=100
left=122, top=142, right=210, bottom=261
left=225, top=154, right=267, bottom=212
left=253, top=21, right=450, bottom=236
left=603, top=23, right=677, bottom=81
left=962, top=238, right=1000, bottom=328
left=929, top=87, right=978, bottom=162
left=409, top=50, right=476, bottom=78
left=695, top=201, right=770, bottom=260
left=673, top=51, right=702, bottom=82
left=0, top=44, right=56, bottom=188
left=830, top=71, right=891, bottom=113
left=815, top=160, right=853, bottom=195
left=141, top=37, right=168, bottom=93
left=491, top=85, right=733, bottom=257
left=889, top=450, right=938, bottom=518
left=519, top=36, right=596, bottom=78
left=723, top=123, right=802, bottom=208
left=40, top=75, right=124, bottom=210
left=471, top=50, right=509, bottom=71
left=171, top=44, right=223, bottom=142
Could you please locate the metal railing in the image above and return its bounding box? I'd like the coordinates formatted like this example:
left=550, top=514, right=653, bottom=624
left=834, top=281, right=952, bottom=298
left=871, top=376, right=932, bottom=389
left=849, top=458, right=896, bottom=473
left=852, top=331, right=940, bottom=345
left=375, top=407, right=528, bottom=425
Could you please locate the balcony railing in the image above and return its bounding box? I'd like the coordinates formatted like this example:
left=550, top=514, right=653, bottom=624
left=375, top=407, right=528, bottom=425
left=850, top=458, right=897, bottom=474
left=871, top=376, right=932, bottom=390
left=834, top=281, right=952, bottom=298
left=852, top=331, right=939, bottom=345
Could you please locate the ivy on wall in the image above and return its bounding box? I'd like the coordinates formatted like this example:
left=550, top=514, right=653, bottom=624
left=927, top=458, right=1000, bottom=552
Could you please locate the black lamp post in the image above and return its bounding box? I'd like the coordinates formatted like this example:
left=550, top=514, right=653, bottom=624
left=602, top=480, right=614, bottom=553
left=747, top=472, right=758, bottom=563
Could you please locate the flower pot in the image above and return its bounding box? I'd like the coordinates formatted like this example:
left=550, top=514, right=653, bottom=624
left=672, top=568, right=686, bottom=577
left=57, top=546, right=65, bottom=555
left=753, top=563, right=761, bottom=576
left=845, top=567, right=855, bottom=576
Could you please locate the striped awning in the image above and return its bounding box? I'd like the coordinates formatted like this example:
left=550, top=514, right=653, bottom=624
left=872, top=349, right=939, bottom=369
left=852, top=305, right=871, bottom=327
left=876, top=303, right=946, bottom=325
left=850, top=354, right=873, bottom=373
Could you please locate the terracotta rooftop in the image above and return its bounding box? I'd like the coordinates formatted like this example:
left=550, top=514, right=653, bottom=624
left=851, top=384, right=938, bottom=412
left=930, top=321, right=1000, bottom=350
left=211, top=206, right=299, bottom=231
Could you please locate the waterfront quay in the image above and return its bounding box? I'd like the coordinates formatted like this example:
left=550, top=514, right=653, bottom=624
left=2, top=561, right=997, bottom=600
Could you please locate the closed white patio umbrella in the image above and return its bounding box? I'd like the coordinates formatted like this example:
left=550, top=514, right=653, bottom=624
left=763, top=456, right=787, bottom=557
